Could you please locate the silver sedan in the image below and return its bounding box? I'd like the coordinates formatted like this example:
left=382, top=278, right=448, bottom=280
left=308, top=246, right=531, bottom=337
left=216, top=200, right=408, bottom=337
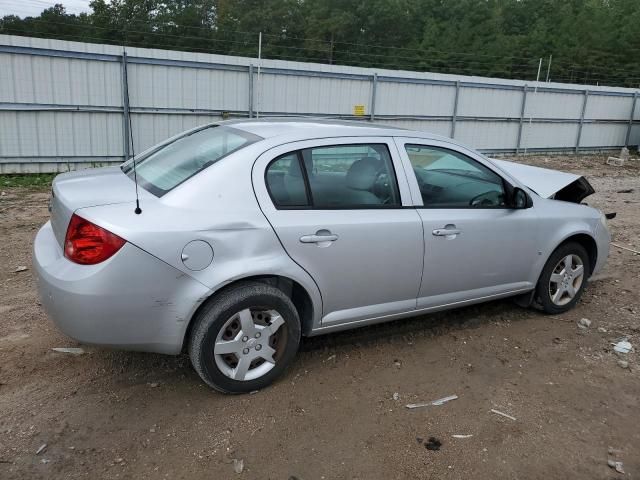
left=34, top=119, right=610, bottom=393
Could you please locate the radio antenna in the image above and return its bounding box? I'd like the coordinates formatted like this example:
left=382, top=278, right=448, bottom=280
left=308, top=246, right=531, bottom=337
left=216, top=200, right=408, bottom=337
left=122, top=48, right=141, bottom=214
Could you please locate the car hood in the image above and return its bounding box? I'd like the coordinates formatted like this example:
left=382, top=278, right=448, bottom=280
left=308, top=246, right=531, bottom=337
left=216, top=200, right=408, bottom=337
left=489, top=158, right=595, bottom=203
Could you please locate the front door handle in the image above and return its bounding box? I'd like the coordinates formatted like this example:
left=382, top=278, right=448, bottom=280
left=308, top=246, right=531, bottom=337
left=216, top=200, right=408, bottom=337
left=432, top=224, right=461, bottom=237
left=432, top=229, right=460, bottom=236
left=300, top=233, right=339, bottom=243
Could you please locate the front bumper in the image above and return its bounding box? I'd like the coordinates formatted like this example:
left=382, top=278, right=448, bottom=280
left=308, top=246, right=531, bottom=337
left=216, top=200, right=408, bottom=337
left=33, top=221, right=209, bottom=354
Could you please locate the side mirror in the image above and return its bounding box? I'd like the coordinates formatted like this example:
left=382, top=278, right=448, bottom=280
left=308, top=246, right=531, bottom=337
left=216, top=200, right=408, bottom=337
left=512, top=187, right=532, bottom=209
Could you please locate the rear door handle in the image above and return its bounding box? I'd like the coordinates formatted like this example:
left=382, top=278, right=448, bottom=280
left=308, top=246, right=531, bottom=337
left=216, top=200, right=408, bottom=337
left=300, top=233, right=338, bottom=243
left=432, top=228, right=461, bottom=236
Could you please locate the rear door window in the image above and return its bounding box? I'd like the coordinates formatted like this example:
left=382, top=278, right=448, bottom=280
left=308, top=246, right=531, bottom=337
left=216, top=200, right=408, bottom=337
left=265, top=152, right=310, bottom=207
left=266, top=143, right=401, bottom=209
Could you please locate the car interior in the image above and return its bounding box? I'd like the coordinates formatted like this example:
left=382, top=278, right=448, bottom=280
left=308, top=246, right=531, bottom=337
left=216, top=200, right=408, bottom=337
left=266, top=143, right=506, bottom=209
left=267, top=144, right=399, bottom=207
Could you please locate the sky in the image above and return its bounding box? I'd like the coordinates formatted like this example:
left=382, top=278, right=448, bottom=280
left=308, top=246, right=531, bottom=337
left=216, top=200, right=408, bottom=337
left=0, top=0, right=93, bottom=18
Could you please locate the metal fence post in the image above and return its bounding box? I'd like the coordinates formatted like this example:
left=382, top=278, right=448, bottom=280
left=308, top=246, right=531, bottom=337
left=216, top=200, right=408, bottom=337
left=248, top=64, right=254, bottom=118
left=369, top=73, right=377, bottom=121
left=575, top=89, right=589, bottom=153
left=120, top=51, right=130, bottom=160
left=625, top=91, right=638, bottom=146
left=450, top=80, right=460, bottom=139
left=515, top=85, right=528, bottom=154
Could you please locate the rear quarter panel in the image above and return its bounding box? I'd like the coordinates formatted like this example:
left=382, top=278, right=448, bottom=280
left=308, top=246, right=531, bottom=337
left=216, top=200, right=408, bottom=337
left=76, top=144, right=323, bottom=333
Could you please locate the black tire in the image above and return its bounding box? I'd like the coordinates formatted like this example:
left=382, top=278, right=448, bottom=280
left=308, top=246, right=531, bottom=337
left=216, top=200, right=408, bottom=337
left=188, top=281, right=301, bottom=394
left=535, top=242, right=590, bottom=314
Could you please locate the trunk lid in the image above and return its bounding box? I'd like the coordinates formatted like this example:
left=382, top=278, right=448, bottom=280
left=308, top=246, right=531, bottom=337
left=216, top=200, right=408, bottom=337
left=49, top=166, right=149, bottom=246
left=489, top=158, right=595, bottom=203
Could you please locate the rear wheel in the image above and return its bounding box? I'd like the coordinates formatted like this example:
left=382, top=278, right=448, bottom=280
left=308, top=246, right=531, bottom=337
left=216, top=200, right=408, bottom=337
left=535, top=242, right=589, bottom=314
left=189, top=282, right=301, bottom=393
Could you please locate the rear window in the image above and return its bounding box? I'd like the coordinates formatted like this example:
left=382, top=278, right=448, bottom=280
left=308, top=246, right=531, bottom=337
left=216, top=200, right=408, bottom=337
left=122, top=125, right=261, bottom=196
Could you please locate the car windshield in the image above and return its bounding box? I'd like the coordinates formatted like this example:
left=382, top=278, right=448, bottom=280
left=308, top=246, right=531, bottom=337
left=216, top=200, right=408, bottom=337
left=122, top=125, right=261, bottom=196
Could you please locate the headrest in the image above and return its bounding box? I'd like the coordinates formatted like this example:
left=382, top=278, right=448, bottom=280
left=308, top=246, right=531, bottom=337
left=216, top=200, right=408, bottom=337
left=345, top=157, right=381, bottom=191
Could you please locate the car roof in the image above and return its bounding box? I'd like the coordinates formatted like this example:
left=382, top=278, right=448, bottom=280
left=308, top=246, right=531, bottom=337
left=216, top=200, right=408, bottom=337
left=218, top=117, right=453, bottom=144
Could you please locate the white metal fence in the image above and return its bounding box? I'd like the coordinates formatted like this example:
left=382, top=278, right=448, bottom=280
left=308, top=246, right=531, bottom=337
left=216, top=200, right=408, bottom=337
left=1, top=34, right=639, bottom=173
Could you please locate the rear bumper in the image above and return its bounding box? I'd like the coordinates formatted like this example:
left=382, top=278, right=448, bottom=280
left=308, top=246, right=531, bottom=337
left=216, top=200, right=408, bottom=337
left=33, top=221, right=209, bottom=354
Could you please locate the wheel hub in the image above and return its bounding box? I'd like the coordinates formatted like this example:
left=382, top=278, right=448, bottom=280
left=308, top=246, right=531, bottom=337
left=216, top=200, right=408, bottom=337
left=213, top=308, right=286, bottom=381
left=548, top=254, right=585, bottom=306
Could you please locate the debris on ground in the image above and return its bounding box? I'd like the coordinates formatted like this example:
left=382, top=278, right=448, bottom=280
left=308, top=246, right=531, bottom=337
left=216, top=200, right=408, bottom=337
left=617, top=188, right=634, bottom=193
left=606, top=157, right=625, bottom=167
left=617, top=360, right=629, bottom=369
left=233, top=458, right=244, bottom=474
left=597, top=327, right=607, bottom=333
left=14, top=266, right=28, bottom=273
left=490, top=409, right=517, bottom=421
left=607, top=459, right=625, bottom=474
left=577, top=318, right=591, bottom=329
left=35, top=444, right=47, bottom=455
left=406, top=394, right=458, bottom=409
left=51, top=347, right=85, bottom=355
left=613, top=339, right=633, bottom=354
left=392, top=392, right=399, bottom=401
left=452, top=434, right=473, bottom=439
left=619, top=146, right=630, bottom=161
left=148, top=382, right=159, bottom=388
left=424, top=437, right=442, bottom=451
left=611, top=242, right=640, bottom=255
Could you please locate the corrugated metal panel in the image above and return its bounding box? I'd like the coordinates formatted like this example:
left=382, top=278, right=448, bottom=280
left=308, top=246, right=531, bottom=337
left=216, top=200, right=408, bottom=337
left=375, top=83, right=455, bottom=116
left=0, top=53, right=121, bottom=105
left=524, top=91, right=584, bottom=119
left=0, top=111, right=122, bottom=157
left=457, top=86, right=523, bottom=118
left=375, top=119, right=451, bottom=137
left=456, top=121, right=520, bottom=150
left=259, top=74, right=370, bottom=115
left=629, top=124, right=640, bottom=145
left=520, top=122, right=578, bottom=149
left=585, top=94, right=633, bottom=120
left=129, top=64, right=248, bottom=111
left=580, top=123, right=628, bottom=147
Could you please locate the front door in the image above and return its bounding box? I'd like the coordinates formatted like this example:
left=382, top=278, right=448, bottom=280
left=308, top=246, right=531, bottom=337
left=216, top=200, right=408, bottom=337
left=395, top=139, right=539, bottom=309
left=254, top=137, right=423, bottom=326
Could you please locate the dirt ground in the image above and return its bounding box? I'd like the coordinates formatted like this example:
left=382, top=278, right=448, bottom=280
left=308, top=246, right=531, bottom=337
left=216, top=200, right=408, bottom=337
left=1, top=154, right=639, bottom=480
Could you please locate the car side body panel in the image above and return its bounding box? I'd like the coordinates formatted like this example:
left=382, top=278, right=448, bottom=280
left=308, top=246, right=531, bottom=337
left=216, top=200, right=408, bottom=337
left=32, top=119, right=611, bottom=355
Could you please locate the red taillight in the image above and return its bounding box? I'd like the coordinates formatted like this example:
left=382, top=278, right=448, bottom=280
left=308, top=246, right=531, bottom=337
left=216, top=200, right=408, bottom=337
left=64, top=214, right=126, bottom=265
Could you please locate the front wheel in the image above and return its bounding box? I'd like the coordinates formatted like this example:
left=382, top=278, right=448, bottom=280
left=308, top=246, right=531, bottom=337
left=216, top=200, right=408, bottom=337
left=535, top=242, right=589, bottom=314
left=189, top=282, right=301, bottom=393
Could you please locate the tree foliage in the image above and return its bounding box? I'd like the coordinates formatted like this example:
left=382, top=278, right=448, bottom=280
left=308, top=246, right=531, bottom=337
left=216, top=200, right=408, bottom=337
left=2, top=0, right=640, bottom=87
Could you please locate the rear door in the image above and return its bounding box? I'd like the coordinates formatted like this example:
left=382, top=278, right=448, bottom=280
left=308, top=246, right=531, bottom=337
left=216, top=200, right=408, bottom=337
left=253, top=137, right=423, bottom=327
left=394, top=138, right=540, bottom=309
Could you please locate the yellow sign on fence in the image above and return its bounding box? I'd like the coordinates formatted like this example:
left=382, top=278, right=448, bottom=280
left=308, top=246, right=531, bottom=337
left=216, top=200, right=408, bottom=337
left=353, top=104, right=366, bottom=116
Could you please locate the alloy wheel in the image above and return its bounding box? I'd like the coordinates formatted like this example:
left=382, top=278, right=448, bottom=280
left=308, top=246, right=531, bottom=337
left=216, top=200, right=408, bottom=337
left=548, top=254, right=585, bottom=306
left=214, top=308, right=287, bottom=381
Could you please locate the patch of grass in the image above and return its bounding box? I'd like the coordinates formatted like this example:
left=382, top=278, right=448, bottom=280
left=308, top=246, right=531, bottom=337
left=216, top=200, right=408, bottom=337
left=1, top=174, right=56, bottom=189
